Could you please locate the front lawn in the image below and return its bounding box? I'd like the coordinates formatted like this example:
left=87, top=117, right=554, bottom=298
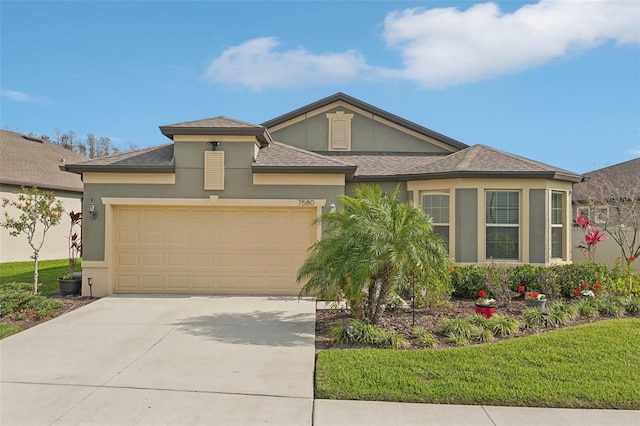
left=0, top=259, right=78, bottom=296
left=315, top=318, right=640, bottom=409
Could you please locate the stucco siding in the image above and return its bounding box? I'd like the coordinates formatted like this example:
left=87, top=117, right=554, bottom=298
left=529, top=189, right=547, bottom=264
left=0, top=184, right=82, bottom=263
left=455, top=188, right=478, bottom=263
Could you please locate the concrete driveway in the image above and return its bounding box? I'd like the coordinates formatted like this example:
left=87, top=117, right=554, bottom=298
left=0, top=295, right=316, bottom=426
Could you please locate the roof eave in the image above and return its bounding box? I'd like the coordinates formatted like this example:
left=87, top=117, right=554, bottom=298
left=62, top=164, right=176, bottom=174
left=0, top=178, right=83, bottom=193
left=252, top=165, right=357, bottom=178
left=351, top=171, right=584, bottom=182
left=159, top=126, right=273, bottom=147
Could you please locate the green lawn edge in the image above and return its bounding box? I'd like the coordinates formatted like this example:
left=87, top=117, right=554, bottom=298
left=0, top=259, right=79, bottom=296
left=315, top=318, right=640, bottom=409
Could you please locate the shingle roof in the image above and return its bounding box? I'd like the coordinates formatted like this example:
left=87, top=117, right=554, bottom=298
left=401, top=145, right=583, bottom=182
left=159, top=116, right=273, bottom=147
left=261, top=92, right=469, bottom=151
left=573, top=157, right=640, bottom=202
left=0, top=130, right=84, bottom=192
left=322, top=152, right=445, bottom=179
left=63, top=144, right=174, bottom=173
left=253, top=142, right=357, bottom=175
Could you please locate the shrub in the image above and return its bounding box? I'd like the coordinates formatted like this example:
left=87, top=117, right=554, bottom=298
left=608, top=258, right=640, bottom=297
left=474, top=327, right=495, bottom=343
left=546, top=301, right=574, bottom=326
left=551, top=263, right=609, bottom=298
left=574, top=298, right=600, bottom=319
left=0, top=282, right=64, bottom=318
left=330, top=319, right=408, bottom=348
left=482, top=264, right=513, bottom=308
left=412, top=328, right=439, bottom=348
left=596, top=296, right=627, bottom=318
left=436, top=317, right=480, bottom=339
left=522, top=308, right=547, bottom=329
left=623, top=298, right=640, bottom=316
left=508, top=264, right=541, bottom=292
left=385, top=294, right=405, bottom=312
left=488, top=314, right=520, bottom=337
left=375, top=330, right=410, bottom=349
left=536, top=267, right=561, bottom=301
left=450, top=265, right=486, bottom=299
left=446, top=333, right=469, bottom=346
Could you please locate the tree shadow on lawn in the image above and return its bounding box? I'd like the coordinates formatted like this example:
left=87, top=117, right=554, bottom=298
left=172, top=310, right=315, bottom=347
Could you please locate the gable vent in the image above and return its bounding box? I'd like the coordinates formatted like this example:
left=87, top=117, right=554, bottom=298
left=204, top=151, right=224, bottom=190
left=326, top=111, right=353, bottom=151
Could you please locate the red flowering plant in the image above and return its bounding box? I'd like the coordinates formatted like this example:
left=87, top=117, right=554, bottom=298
left=476, top=289, right=496, bottom=307
left=572, top=282, right=601, bottom=298
left=524, top=291, right=546, bottom=301
left=573, top=215, right=607, bottom=262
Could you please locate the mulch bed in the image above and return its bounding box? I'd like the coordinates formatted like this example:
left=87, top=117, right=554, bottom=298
left=315, top=298, right=605, bottom=350
left=0, top=295, right=97, bottom=331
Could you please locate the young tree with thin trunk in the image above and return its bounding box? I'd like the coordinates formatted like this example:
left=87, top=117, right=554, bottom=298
left=575, top=162, right=640, bottom=265
left=1, top=187, right=65, bottom=294
left=297, top=184, right=451, bottom=325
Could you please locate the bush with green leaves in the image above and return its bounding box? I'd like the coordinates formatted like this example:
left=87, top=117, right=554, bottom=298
left=551, top=263, right=610, bottom=298
left=596, top=296, right=627, bottom=318
left=0, top=282, right=64, bottom=318
left=522, top=308, right=547, bottom=329
left=608, top=258, right=640, bottom=297
left=411, top=328, right=439, bottom=348
left=623, top=298, right=640, bottom=316
left=546, top=301, right=576, bottom=326
left=330, top=319, right=408, bottom=348
left=508, top=264, right=541, bottom=292
left=488, top=314, right=520, bottom=337
left=482, top=264, right=513, bottom=308
left=450, top=265, right=486, bottom=298
left=574, top=298, right=600, bottom=319
left=436, top=317, right=480, bottom=339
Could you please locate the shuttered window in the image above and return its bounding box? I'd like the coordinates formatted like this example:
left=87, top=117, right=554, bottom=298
left=204, top=151, right=224, bottom=190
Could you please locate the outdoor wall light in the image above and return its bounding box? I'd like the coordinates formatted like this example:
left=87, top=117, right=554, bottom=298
left=330, top=202, right=336, bottom=212
left=208, top=141, right=221, bottom=151
left=88, top=199, right=97, bottom=220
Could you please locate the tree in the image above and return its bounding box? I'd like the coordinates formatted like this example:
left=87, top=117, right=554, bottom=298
left=42, top=130, right=139, bottom=159
left=297, top=184, right=451, bottom=325
left=1, top=187, right=65, bottom=294
left=576, top=163, right=640, bottom=265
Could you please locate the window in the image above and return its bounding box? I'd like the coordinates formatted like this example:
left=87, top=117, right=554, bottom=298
left=551, top=192, right=563, bottom=258
left=486, top=191, right=519, bottom=260
left=204, top=151, right=224, bottom=190
left=422, top=192, right=449, bottom=246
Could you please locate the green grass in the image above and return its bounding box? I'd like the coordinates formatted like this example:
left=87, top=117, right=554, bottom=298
left=315, top=319, right=640, bottom=409
left=0, top=259, right=78, bottom=296
left=0, top=324, right=22, bottom=339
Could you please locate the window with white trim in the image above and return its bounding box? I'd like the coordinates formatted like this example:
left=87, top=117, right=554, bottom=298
left=551, top=191, right=563, bottom=258
left=486, top=191, right=519, bottom=260
left=422, top=191, right=449, bottom=247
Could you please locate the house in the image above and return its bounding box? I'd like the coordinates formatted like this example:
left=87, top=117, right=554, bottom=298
left=572, top=158, right=640, bottom=271
left=0, top=130, right=85, bottom=263
left=62, top=93, right=582, bottom=297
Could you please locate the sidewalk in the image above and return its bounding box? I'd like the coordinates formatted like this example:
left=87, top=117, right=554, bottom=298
left=313, top=399, right=640, bottom=426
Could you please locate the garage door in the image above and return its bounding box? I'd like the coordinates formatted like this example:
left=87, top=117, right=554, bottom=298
left=113, top=205, right=317, bottom=295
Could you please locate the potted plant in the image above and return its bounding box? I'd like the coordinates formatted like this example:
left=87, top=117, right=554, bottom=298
left=58, top=211, right=82, bottom=296
left=524, top=291, right=547, bottom=311
left=475, top=289, right=497, bottom=318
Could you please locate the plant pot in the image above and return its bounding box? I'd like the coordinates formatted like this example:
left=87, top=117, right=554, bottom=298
left=58, top=278, right=82, bottom=296
left=475, top=305, right=496, bottom=318
left=525, top=299, right=546, bottom=311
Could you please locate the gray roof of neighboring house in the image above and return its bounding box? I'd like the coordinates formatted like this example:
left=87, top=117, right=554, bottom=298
left=253, top=142, right=357, bottom=175
left=261, top=92, right=469, bottom=151
left=159, top=116, right=273, bottom=147
left=0, top=130, right=85, bottom=192
left=63, top=144, right=174, bottom=173
left=573, top=157, right=640, bottom=202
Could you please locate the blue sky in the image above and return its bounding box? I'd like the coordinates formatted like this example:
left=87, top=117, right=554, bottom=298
left=2, top=0, right=639, bottom=174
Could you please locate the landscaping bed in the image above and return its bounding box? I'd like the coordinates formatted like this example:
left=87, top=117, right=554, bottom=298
left=315, top=298, right=620, bottom=350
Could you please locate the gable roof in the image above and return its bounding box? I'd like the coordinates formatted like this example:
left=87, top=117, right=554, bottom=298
left=0, top=130, right=84, bottom=192
left=253, top=142, right=357, bottom=175
left=159, top=116, right=273, bottom=147
left=573, top=157, right=640, bottom=202
left=261, top=92, right=469, bottom=151
left=63, top=144, right=174, bottom=173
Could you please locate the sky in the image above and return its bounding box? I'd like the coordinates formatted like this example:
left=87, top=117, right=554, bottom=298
left=1, top=0, right=639, bottom=174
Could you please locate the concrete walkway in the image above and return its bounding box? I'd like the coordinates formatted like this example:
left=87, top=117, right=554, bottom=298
left=1, top=295, right=639, bottom=425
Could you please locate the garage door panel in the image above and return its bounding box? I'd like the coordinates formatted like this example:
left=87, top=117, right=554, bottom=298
left=114, top=205, right=316, bottom=295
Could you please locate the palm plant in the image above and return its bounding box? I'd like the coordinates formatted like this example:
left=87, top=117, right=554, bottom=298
left=297, top=184, right=451, bottom=325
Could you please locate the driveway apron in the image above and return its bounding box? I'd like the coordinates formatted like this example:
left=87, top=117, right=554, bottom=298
left=0, top=295, right=316, bottom=426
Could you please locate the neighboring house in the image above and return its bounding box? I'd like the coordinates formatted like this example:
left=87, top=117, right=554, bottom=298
left=572, top=158, right=640, bottom=272
left=0, top=130, right=85, bottom=263
left=63, top=93, right=582, bottom=297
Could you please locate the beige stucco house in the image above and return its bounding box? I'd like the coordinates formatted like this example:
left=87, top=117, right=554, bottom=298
left=0, top=130, right=85, bottom=263
left=63, top=93, right=582, bottom=297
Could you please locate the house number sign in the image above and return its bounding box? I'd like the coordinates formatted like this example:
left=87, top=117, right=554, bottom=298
left=298, top=199, right=315, bottom=206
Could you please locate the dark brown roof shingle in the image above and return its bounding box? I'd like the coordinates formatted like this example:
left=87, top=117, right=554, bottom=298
left=254, top=142, right=356, bottom=174
left=63, top=144, right=174, bottom=173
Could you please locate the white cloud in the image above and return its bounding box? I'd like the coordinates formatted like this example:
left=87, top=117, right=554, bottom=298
left=381, top=0, right=640, bottom=88
left=1, top=89, right=52, bottom=104
left=204, top=37, right=370, bottom=90
left=203, top=1, right=639, bottom=90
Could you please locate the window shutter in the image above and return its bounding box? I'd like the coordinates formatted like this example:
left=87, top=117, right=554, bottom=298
left=204, top=151, right=224, bottom=190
